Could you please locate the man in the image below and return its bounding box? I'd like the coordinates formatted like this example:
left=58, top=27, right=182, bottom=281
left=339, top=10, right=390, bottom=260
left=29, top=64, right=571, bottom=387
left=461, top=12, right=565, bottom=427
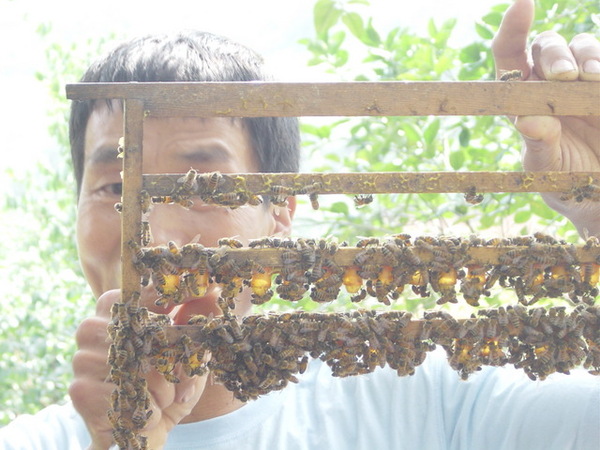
left=1, top=0, right=599, bottom=448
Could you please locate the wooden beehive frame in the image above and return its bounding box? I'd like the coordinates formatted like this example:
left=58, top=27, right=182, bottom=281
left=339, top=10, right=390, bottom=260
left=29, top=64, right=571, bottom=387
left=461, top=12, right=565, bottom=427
left=66, top=80, right=600, bottom=448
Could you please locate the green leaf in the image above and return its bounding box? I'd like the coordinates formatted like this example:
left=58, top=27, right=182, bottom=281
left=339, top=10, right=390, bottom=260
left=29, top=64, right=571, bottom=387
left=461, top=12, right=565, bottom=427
left=314, top=0, right=342, bottom=38
left=423, top=118, right=440, bottom=146
left=449, top=151, right=465, bottom=170
left=480, top=212, right=496, bottom=228
left=342, top=12, right=365, bottom=41
left=530, top=199, right=559, bottom=220
left=334, top=49, right=349, bottom=67
left=460, top=43, right=483, bottom=63
left=458, top=127, right=470, bottom=147
left=364, top=18, right=382, bottom=46
left=481, top=11, right=503, bottom=27
left=474, top=22, right=495, bottom=40
left=401, top=122, right=422, bottom=144
left=514, top=210, right=532, bottom=223
left=330, top=201, right=350, bottom=215
left=427, top=19, right=438, bottom=39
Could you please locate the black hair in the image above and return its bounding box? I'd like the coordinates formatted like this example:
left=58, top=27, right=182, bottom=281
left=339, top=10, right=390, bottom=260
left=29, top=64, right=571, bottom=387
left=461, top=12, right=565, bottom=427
left=69, top=31, right=300, bottom=195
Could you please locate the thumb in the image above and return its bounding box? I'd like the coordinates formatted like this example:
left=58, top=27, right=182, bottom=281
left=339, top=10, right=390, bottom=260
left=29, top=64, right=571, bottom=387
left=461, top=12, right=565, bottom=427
left=517, top=115, right=563, bottom=171
left=491, top=0, right=535, bottom=78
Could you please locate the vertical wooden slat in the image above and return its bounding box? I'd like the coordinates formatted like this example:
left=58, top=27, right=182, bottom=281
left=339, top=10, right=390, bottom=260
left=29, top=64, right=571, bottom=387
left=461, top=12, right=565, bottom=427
left=121, top=99, right=144, bottom=305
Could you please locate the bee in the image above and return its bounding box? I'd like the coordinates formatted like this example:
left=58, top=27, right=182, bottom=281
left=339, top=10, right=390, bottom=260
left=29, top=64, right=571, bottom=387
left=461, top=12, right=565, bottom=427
left=528, top=307, right=545, bottom=328
left=350, top=289, right=368, bottom=302
left=464, top=186, right=484, bottom=205
left=154, top=273, right=180, bottom=296
left=499, top=69, right=523, bottom=81
left=212, top=192, right=244, bottom=208
left=270, top=195, right=289, bottom=207
left=182, top=271, right=209, bottom=297
left=131, top=402, right=152, bottom=429
left=243, top=353, right=259, bottom=374
left=270, top=185, right=295, bottom=197
left=584, top=235, right=600, bottom=249
left=139, top=190, right=152, bottom=214
left=353, top=194, right=374, bottom=207
left=226, top=316, right=244, bottom=341
left=128, top=239, right=145, bottom=262
left=111, top=302, right=131, bottom=327
left=295, top=181, right=322, bottom=196
left=218, top=237, right=244, bottom=248
left=258, top=370, right=280, bottom=390
left=116, top=136, right=125, bottom=157
left=581, top=263, right=600, bottom=285
left=178, top=168, right=198, bottom=192
left=249, top=237, right=274, bottom=248
left=251, top=289, right=274, bottom=305
left=151, top=195, right=174, bottom=204
left=391, top=233, right=412, bottom=245
left=356, top=237, right=379, bottom=248
left=309, top=192, right=319, bottom=210
left=297, top=355, right=309, bottom=374
left=205, top=171, right=222, bottom=193
left=163, top=372, right=180, bottom=384
left=512, top=236, right=535, bottom=246
left=141, top=220, right=152, bottom=246
left=533, top=232, right=559, bottom=245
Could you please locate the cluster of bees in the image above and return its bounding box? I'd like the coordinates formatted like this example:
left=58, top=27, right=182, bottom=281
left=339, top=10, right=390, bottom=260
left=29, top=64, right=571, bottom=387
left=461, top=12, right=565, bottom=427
left=106, top=295, right=172, bottom=449
left=129, top=233, right=600, bottom=312
left=141, top=168, right=377, bottom=213
left=110, top=168, right=600, bottom=448
left=142, top=304, right=600, bottom=404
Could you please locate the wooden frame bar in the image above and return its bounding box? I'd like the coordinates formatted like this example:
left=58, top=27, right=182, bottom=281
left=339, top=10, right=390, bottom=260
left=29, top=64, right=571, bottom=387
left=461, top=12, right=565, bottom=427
left=120, top=99, right=144, bottom=306
left=142, top=171, right=600, bottom=196
left=66, top=81, right=600, bottom=117
left=65, top=78, right=600, bottom=449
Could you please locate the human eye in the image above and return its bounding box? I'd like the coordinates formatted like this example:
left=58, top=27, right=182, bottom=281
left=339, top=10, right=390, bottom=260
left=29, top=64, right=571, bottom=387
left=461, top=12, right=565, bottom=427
left=98, top=182, right=123, bottom=197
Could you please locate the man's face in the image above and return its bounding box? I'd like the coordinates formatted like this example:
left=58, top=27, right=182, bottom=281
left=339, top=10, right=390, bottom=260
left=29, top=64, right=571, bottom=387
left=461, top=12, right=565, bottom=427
left=77, top=104, right=294, bottom=323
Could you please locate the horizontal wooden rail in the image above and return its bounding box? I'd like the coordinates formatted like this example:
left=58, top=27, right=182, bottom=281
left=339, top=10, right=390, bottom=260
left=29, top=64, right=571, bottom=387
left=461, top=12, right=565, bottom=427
left=142, top=171, right=600, bottom=196
left=66, top=81, right=599, bottom=117
left=140, top=244, right=600, bottom=266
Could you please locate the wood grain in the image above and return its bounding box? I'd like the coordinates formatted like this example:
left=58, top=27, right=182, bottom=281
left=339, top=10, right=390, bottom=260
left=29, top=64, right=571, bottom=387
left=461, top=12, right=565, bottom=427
left=66, top=81, right=600, bottom=117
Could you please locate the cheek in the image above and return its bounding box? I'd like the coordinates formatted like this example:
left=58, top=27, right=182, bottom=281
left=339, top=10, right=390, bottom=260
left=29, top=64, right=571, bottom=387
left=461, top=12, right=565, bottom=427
left=77, top=201, right=122, bottom=296
left=218, top=207, right=273, bottom=243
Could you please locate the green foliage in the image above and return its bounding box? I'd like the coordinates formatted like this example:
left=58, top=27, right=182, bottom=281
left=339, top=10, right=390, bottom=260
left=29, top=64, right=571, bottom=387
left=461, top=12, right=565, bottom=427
left=0, top=24, right=116, bottom=425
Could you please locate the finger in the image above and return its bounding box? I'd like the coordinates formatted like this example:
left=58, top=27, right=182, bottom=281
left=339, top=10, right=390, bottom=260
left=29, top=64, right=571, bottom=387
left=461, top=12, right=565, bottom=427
left=96, top=289, right=122, bottom=318
left=531, top=31, right=578, bottom=81
left=160, top=373, right=207, bottom=428
left=69, top=378, right=115, bottom=449
left=491, top=0, right=534, bottom=78
left=570, top=33, right=600, bottom=81
left=75, top=316, right=111, bottom=350
left=516, top=115, right=563, bottom=171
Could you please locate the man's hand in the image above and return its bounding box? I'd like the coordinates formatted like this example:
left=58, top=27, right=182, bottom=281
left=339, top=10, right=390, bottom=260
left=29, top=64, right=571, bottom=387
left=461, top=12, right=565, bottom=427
left=491, top=0, right=600, bottom=236
left=70, top=290, right=207, bottom=449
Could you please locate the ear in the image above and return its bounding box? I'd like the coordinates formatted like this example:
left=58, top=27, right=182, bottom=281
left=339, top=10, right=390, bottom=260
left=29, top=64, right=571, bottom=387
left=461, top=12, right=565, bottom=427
left=271, top=196, right=296, bottom=237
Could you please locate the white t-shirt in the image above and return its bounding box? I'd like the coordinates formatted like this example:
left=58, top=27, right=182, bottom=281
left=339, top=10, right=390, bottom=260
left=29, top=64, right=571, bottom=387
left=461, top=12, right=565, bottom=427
left=2, top=350, right=599, bottom=450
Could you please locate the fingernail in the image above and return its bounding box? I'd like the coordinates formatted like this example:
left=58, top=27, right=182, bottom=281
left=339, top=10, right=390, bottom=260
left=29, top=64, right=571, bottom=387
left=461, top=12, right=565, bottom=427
left=583, top=59, right=600, bottom=74
left=551, top=59, right=576, bottom=74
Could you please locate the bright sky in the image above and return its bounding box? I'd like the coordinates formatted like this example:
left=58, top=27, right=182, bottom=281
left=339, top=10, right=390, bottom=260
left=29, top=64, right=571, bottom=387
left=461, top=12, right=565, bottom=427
left=0, top=0, right=499, bottom=180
